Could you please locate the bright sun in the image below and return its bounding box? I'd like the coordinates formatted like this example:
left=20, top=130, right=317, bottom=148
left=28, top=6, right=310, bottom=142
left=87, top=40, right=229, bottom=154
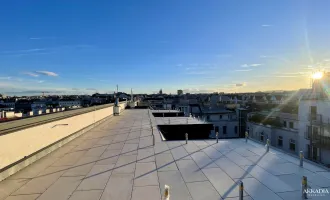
left=312, top=72, right=323, bottom=79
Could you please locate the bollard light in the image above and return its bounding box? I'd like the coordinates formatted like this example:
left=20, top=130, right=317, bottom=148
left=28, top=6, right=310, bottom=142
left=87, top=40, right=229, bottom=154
left=245, top=131, right=248, bottom=143
left=266, top=139, right=270, bottom=152
left=185, top=133, right=188, bottom=144
left=300, top=151, right=304, bottom=167
left=216, top=132, right=219, bottom=143
left=302, top=176, right=307, bottom=199
left=164, top=185, right=170, bottom=200
left=239, top=181, right=244, bottom=200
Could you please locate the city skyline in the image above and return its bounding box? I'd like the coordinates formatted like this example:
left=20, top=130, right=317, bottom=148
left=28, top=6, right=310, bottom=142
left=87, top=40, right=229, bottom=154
left=1, top=0, right=330, bottom=95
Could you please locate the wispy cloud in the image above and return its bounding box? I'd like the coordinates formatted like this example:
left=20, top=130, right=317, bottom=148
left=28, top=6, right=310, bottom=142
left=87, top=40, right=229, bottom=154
left=0, top=77, right=12, bottom=80
left=29, top=37, right=56, bottom=40
left=241, top=63, right=262, bottom=67
left=176, top=64, right=183, bottom=67
left=236, top=83, right=247, bottom=87
left=186, top=71, right=208, bottom=75
left=72, top=88, right=80, bottom=91
left=37, top=80, right=45, bottom=83
left=250, top=64, right=262, bottom=67
left=35, top=71, right=58, bottom=77
left=260, top=55, right=274, bottom=58
left=261, top=24, right=273, bottom=27
left=275, top=76, right=297, bottom=78
left=86, top=88, right=97, bottom=91
left=23, top=72, right=39, bottom=77
left=1, top=48, right=46, bottom=54
left=235, top=69, right=252, bottom=72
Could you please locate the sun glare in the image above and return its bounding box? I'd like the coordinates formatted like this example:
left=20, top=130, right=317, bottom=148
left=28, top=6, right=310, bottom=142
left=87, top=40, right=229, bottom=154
left=312, top=72, right=323, bottom=79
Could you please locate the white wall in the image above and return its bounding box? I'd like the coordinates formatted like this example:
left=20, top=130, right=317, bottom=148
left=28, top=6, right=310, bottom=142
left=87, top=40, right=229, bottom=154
left=210, top=121, right=239, bottom=138
left=298, top=100, right=330, bottom=160
left=247, top=122, right=299, bottom=155
left=0, top=103, right=126, bottom=170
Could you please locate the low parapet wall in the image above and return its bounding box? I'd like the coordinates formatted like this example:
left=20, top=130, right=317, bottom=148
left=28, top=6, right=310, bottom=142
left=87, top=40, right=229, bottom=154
left=0, top=102, right=126, bottom=181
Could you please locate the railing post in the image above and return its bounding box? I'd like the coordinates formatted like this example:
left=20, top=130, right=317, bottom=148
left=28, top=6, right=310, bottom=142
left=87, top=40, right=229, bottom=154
left=186, top=118, right=188, bottom=124
left=216, top=132, right=219, bottom=143
left=185, top=133, right=188, bottom=144
left=302, top=176, right=307, bottom=199
left=300, top=151, right=304, bottom=167
left=245, top=131, right=248, bottom=143
left=168, top=118, right=170, bottom=124
left=266, top=139, right=270, bottom=152
left=239, top=181, right=243, bottom=200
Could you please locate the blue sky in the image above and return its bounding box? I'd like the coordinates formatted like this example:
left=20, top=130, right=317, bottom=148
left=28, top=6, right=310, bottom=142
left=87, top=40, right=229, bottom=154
left=1, top=0, right=330, bottom=95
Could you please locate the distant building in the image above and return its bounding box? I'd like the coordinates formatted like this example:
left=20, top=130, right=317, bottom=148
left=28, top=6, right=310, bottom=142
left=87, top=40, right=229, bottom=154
left=177, top=90, right=183, bottom=96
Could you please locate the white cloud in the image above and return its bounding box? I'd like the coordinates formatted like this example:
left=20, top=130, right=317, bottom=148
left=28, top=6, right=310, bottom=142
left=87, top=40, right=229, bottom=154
left=250, top=64, right=262, bottom=67
left=260, top=55, right=273, bottom=58
left=35, top=71, right=58, bottom=77
left=261, top=24, right=273, bottom=27
left=235, top=69, right=252, bottom=72
left=241, top=63, right=262, bottom=68
left=37, top=80, right=45, bottom=83
left=23, top=72, right=39, bottom=77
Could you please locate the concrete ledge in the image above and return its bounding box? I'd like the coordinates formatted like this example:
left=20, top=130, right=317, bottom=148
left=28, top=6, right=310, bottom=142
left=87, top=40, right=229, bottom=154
left=0, top=103, right=126, bottom=181
left=0, top=114, right=114, bottom=182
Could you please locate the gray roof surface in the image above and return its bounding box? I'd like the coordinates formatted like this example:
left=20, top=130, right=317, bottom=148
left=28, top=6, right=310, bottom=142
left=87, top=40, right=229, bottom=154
left=0, top=109, right=329, bottom=200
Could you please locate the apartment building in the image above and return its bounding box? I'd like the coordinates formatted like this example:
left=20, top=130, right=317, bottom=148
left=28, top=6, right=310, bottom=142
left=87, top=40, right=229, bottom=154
left=247, top=111, right=299, bottom=155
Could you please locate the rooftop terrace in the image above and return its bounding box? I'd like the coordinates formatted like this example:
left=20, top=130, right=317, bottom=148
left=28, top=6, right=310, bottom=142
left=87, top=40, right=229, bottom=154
left=0, top=109, right=330, bottom=200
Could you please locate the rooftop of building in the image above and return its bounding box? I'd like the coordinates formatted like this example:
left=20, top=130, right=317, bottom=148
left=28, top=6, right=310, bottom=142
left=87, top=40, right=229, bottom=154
left=0, top=109, right=329, bottom=200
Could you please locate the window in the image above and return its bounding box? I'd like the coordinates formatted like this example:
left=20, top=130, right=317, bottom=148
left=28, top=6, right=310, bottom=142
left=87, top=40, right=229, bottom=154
left=289, top=122, right=294, bottom=129
left=219, top=115, right=222, bottom=119
left=313, top=127, right=319, bottom=135
left=234, top=126, right=238, bottom=134
left=289, top=139, right=296, bottom=151
left=311, top=106, right=317, bottom=120
left=223, top=126, right=227, bottom=134
left=260, top=133, right=264, bottom=142
left=215, top=126, right=219, bottom=133
left=283, top=121, right=287, bottom=127
left=306, top=126, right=311, bottom=139
left=278, top=136, right=283, bottom=147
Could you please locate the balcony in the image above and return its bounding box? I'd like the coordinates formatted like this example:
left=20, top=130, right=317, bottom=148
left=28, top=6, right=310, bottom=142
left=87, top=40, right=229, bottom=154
left=308, top=113, right=323, bottom=125
left=312, top=133, right=330, bottom=150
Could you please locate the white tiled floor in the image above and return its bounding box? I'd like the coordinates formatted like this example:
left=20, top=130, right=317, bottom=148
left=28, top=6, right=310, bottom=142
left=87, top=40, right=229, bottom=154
left=0, top=109, right=330, bottom=200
